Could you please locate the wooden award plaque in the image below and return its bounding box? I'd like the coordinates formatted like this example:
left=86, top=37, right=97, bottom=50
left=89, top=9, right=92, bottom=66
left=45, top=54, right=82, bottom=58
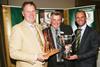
left=43, top=31, right=60, bottom=58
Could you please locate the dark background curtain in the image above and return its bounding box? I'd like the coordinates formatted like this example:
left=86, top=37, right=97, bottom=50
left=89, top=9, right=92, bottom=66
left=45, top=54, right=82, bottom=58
left=95, top=8, right=100, bottom=33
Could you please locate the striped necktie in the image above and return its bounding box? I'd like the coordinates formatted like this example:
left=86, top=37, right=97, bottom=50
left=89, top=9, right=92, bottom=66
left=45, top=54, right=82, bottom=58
left=75, top=29, right=81, bottom=51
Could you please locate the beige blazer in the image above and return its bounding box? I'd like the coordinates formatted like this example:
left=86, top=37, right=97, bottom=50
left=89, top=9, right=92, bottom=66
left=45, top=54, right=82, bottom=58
left=9, top=20, right=45, bottom=67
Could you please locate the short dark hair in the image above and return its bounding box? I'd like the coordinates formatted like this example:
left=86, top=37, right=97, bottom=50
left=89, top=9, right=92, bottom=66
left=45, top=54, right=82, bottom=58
left=51, top=11, right=62, bottom=17
left=75, top=10, right=86, bottom=17
left=22, top=1, right=36, bottom=10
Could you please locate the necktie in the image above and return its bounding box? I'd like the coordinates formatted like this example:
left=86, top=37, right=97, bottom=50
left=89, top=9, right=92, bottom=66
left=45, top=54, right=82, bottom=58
left=75, top=29, right=81, bottom=51
left=55, top=30, right=63, bottom=62
left=31, top=25, right=44, bottom=52
left=56, top=30, right=60, bottom=48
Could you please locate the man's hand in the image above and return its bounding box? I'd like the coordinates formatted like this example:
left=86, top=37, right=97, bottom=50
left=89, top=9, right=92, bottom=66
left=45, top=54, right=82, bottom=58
left=37, top=54, right=49, bottom=62
left=65, top=44, right=72, bottom=52
left=64, top=55, right=79, bottom=60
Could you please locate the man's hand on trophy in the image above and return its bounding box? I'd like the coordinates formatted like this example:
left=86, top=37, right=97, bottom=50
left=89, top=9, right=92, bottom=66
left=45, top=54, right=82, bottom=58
left=64, top=55, right=79, bottom=60
left=43, top=49, right=60, bottom=58
left=63, top=44, right=72, bottom=59
left=37, top=54, right=49, bottom=62
left=65, top=44, right=72, bottom=53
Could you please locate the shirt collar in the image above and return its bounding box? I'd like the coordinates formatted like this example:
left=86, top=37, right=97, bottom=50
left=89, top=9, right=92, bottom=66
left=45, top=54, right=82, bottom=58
left=24, top=19, right=36, bottom=27
left=51, top=26, right=60, bottom=32
left=80, top=24, right=87, bottom=31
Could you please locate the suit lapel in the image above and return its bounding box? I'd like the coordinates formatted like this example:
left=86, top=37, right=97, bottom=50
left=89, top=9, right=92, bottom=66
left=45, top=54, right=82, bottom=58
left=34, top=24, right=45, bottom=47
left=22, top=21, right=44, bottom=52
left=79, top=26, right=90, bottom=50
left=21, top=21, right=35, bottom=37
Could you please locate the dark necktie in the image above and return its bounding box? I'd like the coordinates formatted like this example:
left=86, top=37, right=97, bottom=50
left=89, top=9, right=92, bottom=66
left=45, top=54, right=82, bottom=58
left=55, top=30, right=62, bottom=49
left=55, top=30, right=63, bottom=62
left=75, top=29, right=81, bottom=51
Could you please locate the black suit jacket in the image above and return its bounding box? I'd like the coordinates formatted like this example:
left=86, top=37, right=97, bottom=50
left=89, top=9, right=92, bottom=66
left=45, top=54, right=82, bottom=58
left=43, top=24, right=73, bottom=67
left=72, top=26, right=99, bottom=67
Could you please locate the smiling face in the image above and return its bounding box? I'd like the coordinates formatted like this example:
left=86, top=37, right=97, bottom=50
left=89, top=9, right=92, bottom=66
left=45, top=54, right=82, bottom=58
left=22, top=4, right=36, bottom=24
left=75, top=11, right=87, bottom=27
left=51, top=15, right=62, bottom=29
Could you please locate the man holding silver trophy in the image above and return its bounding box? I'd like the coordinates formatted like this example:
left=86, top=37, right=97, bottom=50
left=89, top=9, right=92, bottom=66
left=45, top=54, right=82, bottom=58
left=43, top=11, right=73, bottom=67
left=64, top=10, right=99, bottom=67
left=60, top=33, right=75, bottom=58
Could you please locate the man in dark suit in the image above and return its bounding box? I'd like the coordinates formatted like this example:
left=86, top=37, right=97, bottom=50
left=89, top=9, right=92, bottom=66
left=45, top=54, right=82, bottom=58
left=43, top=11, right=73, bottom=67
left=65, top=10, right=99, bottom=67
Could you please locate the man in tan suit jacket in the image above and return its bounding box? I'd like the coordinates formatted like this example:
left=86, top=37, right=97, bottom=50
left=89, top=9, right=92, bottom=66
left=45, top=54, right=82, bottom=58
left=9, top=1, right=48, bottom=67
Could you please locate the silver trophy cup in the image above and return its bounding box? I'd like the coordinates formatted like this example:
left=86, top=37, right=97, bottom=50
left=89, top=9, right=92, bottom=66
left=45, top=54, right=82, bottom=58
left=60, top=35, right=73, bottom=57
